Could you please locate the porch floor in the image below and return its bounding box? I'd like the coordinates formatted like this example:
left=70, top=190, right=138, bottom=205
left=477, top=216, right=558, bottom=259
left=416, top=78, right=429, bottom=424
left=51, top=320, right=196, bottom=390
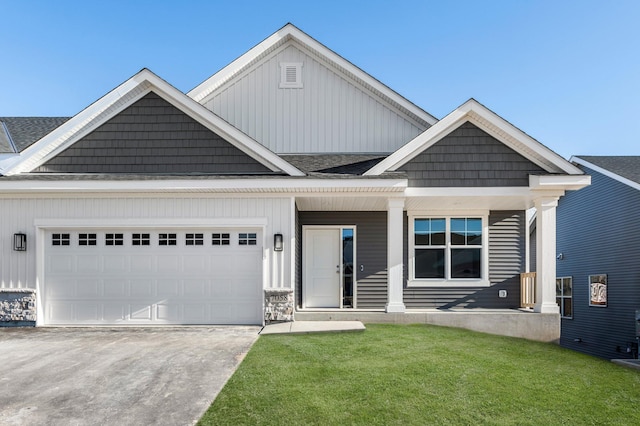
left=294, top=309, right=559, bottom=342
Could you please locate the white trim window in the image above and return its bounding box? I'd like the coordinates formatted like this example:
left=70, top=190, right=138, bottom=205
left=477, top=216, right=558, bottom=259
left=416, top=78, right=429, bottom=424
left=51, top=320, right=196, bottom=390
left=409, top=215, right=489, bottom=287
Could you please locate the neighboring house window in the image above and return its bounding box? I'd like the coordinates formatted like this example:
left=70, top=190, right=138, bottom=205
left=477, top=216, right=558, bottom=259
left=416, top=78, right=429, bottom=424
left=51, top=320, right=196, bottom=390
left=212, top=233, right=230, bottom=246
left=556, top=277, right=573, bottom=318
left=78, top=233, right=97, bottom=246
left=239, top=233, right=257, bottom=246
left=132, top=233, right=150, bottom=246
left=105, top=233, right=124, bottom=246
left=185, top=233, right=204, bottom=246
left=52, top=233, right=70, bottom=246
left=409, top=215, right=488, bottom=287
left=279, top=62, right=303, bottom=88
left=159, top=233, right=177, bottom=246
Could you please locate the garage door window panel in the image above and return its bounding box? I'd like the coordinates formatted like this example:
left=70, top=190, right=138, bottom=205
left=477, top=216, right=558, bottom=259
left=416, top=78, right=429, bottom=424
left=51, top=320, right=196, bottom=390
left=212, top=233, right=230, bottom=245
left=186, top=233, right=204, bottom=246
left=106, top=233, right=124, bottom=246
left=132, top=233, right=150, bottom=246
left=159, top=233, right=177, bottom=246
left=52, top=233, right=71, bottom=246
left=79, top=233, right=97, bottom=246
left=239, top=233, right=257, bottom=246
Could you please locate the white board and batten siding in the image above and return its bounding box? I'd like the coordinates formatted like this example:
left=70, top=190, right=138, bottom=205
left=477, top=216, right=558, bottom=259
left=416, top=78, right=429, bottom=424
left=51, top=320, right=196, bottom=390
left=202, top=43, right=427, bottom=154
left=0, top=196, right=293, bottom=325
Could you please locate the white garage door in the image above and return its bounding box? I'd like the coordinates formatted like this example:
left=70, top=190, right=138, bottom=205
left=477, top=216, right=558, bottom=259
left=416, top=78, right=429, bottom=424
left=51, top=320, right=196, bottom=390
left=43, top=228, right=263, bottom=325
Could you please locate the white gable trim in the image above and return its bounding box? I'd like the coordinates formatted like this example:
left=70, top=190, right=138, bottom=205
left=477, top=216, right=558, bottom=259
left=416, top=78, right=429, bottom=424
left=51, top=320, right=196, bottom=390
left=571, top=156, right=640, bottom=192
left=365, top=99, right=584, bottom=176
left=3, top=69, right=304, bottom=177
left=187, top=23, right=437, bottom=127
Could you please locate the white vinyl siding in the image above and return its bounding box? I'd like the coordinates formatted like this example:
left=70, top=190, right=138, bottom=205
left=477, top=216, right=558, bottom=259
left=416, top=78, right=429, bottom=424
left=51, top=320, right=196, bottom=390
left=0, top=196, right=292, bottom=293
left=202, top=44, right=426, bottom=153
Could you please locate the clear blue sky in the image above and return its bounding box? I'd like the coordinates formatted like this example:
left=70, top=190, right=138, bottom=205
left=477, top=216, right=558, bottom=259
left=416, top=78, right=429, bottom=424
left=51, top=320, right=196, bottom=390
left=1, top=0, right=638, bottom=158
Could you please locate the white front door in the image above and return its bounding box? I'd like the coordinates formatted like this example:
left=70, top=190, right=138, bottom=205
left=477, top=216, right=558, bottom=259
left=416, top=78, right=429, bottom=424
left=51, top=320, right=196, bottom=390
left=304, top=228, right=341, bottom=308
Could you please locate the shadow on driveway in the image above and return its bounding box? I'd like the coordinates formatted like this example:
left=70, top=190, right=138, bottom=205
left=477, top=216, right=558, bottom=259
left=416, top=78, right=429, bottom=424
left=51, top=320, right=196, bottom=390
left=0, top=327, right=260, bottom=426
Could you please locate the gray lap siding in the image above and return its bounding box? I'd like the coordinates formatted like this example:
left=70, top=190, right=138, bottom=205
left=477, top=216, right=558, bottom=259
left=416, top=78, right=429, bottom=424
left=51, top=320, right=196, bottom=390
left=296, top=210, right=525, bottom=310
left=297, top=211, right=388, bottom=309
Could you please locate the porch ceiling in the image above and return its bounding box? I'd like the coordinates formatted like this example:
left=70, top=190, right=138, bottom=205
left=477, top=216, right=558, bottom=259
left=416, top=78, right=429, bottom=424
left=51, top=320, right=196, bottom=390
left=296, top=196, right=389, bottom=211
left=404, top=194, right=535, bottom=211
left=296, top=190, right=536, bottom=212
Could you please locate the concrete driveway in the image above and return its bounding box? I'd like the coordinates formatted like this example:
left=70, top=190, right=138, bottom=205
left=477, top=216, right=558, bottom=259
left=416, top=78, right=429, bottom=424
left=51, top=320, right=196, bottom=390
left=0, top=327, right=260, bottom=426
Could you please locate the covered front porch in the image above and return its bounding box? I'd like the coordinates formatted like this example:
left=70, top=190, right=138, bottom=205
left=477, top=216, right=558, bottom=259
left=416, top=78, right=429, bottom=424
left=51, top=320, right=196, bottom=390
left=291, top=174, right=589, bottom=341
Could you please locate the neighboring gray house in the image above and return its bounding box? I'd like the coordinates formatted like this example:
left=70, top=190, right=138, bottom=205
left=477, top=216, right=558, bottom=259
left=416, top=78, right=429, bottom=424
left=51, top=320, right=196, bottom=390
left=556, top=156, right=640, bottom=359
left=0, top=24, right=589, bottom=340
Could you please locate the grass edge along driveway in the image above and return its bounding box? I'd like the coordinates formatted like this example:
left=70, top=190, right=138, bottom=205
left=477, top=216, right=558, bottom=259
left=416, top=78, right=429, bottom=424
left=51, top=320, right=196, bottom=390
left=199, top=324, right=640, bottom=425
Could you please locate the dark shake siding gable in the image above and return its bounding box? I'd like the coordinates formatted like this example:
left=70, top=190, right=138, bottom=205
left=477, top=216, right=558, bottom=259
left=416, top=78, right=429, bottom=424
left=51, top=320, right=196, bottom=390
left=34, top=92, right=273, bottom=174
left=399, top=122, right=546, bottom=187
left=557, top=165, right=640, bottom=360
left=403, top=211, right=525, bottom=309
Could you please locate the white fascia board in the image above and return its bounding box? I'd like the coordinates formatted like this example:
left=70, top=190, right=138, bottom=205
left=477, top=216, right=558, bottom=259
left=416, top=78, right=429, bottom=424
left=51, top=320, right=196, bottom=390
left=0, top=178, right=407, bottom=194
left=529, top=174, right=591, bottom=191
left=365, top=99, right=584, bottom=176
left=187, top=24, right=437, bottom=126
left=571, top=156, right=640, bottom=192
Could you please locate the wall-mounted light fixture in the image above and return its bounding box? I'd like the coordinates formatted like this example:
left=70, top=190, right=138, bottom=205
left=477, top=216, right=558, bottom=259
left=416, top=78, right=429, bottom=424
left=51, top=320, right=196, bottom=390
left=274, top=233, right=284, bottom=252
left=557, top=253, right=564, bottom=260
left=13, top=233, right=27, bottom=252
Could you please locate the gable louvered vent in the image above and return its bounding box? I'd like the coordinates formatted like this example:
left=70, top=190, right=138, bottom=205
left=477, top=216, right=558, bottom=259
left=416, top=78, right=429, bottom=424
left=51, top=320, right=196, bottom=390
left=280, top=62, right=303, bottom=88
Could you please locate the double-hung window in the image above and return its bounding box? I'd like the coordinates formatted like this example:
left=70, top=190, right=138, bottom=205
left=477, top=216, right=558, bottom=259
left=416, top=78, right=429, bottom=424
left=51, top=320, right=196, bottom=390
left=410, top=215, right=488, bottom=287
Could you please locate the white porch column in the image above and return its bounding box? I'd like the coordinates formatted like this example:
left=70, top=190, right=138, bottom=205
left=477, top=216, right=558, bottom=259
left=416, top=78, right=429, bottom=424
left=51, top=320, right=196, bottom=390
left=386, top=198, right=406, bottom=313
left=534, top=196, right=560, bottom=313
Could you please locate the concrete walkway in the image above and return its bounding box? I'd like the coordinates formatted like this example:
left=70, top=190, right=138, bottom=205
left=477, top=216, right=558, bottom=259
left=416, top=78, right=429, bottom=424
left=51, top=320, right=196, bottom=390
left=260, top=321, right=365, bottom=335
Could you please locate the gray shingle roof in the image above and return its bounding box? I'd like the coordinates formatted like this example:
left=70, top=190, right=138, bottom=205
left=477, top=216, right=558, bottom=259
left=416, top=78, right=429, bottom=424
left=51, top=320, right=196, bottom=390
left=0, top=117, right=70, bottom=153
left=280, top=154, right=387, bottom=175
left=575, top=156, right=640, bottom=186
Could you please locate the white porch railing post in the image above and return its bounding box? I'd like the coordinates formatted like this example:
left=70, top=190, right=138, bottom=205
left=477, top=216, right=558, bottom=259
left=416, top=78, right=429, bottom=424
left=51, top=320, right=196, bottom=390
left=386, top=198, right=406, bottom=313
left=534, top=196, right=560, bottom=313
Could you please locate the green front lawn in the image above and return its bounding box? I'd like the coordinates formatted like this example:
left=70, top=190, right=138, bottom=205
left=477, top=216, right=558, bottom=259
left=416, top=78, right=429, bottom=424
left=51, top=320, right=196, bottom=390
left=199, top=324, right=640, bottom=425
